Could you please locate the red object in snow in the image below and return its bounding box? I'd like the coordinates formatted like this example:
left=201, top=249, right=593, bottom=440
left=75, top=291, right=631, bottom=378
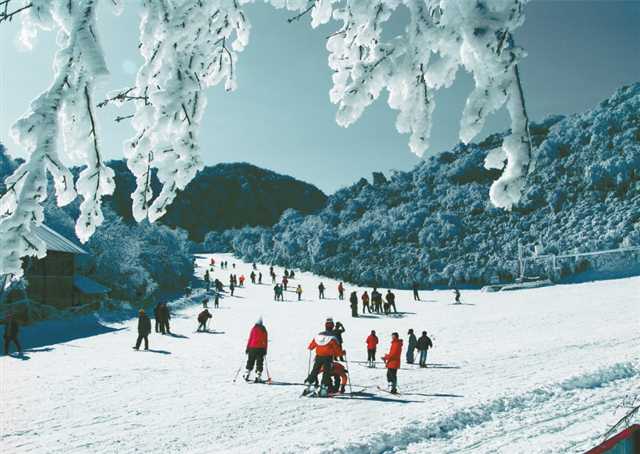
left=584, top=424, right=640, bottom=454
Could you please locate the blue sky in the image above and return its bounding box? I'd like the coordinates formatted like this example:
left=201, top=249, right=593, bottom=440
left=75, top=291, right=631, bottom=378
left=1, top=0, right=638, bottom=194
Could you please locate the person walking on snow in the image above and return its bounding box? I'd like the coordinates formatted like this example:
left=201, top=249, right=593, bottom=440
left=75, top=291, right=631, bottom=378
left=239, top=275, right=245, bottom=287
left=250, top=271, right=256, bottom=284
left=304, top=318, right=344, bottom=397
left=244, top=318, right=268, bottom=382
left=366, top=330, right=378, bottom=367
left=338, top=282, right=345, bottom=300
left=454, top=288, right=461, bottom=304
left=230, top=281, right=236, bottom=296
left=154, top=303, right=162, bottom=333
left=386, top=290, right=397, bottom=314
left=296, top=284, right=303, bottom=301
left=197, top=309, right=212, bottom=332
left=133, top=309, right=151, bottom=350
left=417, top=331, right=433, bottom=368
left=412, top=282, right=420, bottom=301
left=282, top=275, right=289, bottom=291
left=3, top=313, right=22, bottom=356
left=318, top=282, right=325, bottom=300
left=383, top=332, right=403, bottom=394
left=158, top=303, right=171, bottom=334
left=406, top=329, right=418, bottom=364
left=214, top=292, right=220, bottom=309
left=204, top=270, right=211, bottom=290
left=361, top=291, right=370, bottom=314
left=349, top=291, right=358, bottom=318
left=258, top=272, right=263, bottom=284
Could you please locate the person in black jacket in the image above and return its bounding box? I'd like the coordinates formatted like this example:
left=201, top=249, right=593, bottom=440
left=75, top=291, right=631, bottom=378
left=3, top=313, right=22, bottom=355
left=158, top=303, right=171, bottom=334
left=333, top=321, right=346, bottom=361
left=412, top=282, right=420, bottom=301
left=349, top=291, right=358, bottom=317
left=197, top=309, right=212, bottom=332
left=134, top=309, right=152, bottom=350
left=154, top=303, right=162, bottom=333
left=386, top=290, right=397, bottom=314
left=318, top=282, right=326, bottom=299
left=416, top=331, right=433, bottom=368
left=406, top=329, right=418, bottom=364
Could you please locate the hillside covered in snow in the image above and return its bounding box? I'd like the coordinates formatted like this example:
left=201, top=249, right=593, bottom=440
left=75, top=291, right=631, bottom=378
left=209, top=84, right=640, bottom=288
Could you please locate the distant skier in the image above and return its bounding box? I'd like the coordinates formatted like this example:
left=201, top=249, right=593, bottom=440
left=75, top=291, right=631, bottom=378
left=296, top=284, right=303, bottom=301
left=349, top=291, right=358, bottom=318
left=406, top=329, right=417, bottom=364
left=158, top=303, right=171, bottom=334
left=383, top=332, right=403, bottom=394
left=371, top=288, right=382, bottom=313
left=366, top=330, right=378, bottom=367
left=133, top=309, right=151, bottom=351
left=214, top=292, right=220, bottom=309
left=230, top=281, right=236, bottom=296
left=258, top=272, right=263, bottom=284
left=202, top=297, right=209, bottom=309
left=386, top=290, right=397, bottom=314
left=412, top=282, right=420, bottom=301
left=250, top=271, right=256, bottom=284
left=214, top=279, right=224, bottom=292
left=197, top=309, right=212, bottom=332
left=271, top=271, right=276, bottom=284
left=417, top=331, right=433, bottom=368
left=204, top=270, right=211, bottom=290
left=361, top=291, right=370, bottom=314
left=304, top=318, right=344, bottom=397
left=273, top=284, right=279, bottom=301
left=252, top=263, right=257, bottom=271
left=284, top=269, right=290, bottom=279
left=154, top=303, right=162, bottom=333
left=282, top=275, right=289, bottom=291
left=289, top=270, right=295, bottom=279
left=239, top=275, right=245, bottom=287
left=454, top=288, right=461, bottom=304
left=318, top=282, right=326, bottom=300
left=244, top=318, right=268, bottom=382
left=3, top=313, right=22, bottom=356
left=338, top=282, right=345, bottom=300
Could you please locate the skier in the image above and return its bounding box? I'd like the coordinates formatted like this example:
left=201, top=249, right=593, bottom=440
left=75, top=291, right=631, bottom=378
left=318, top=282, right=325, bottom=300
left=253, top=263, right=258, bottom=271
left=153, top=302, right=162, bottom=333
left=210, top=258, right=215, bottom=267
left=454, top=288, right=461, bottom=304
left=273, top=284, right=279, bottom=301
left=214, top=292, right=220, bottom=309
left=406, top=329, right=418, bottom=364
left=250, top=271, right=256, bottom=284
left=304, top=318, right=344, bottom=397
left=361, top=291, right=370, bottom=314
left=204, top=269, right=211, bottom=290
left=412, top=282, right=420, bottom=301
left=214, top=279, right=224, bottom=292
left=271, top=271, right=276, bottom=284
left=338, top=282, right=345, bottom=300
left=284, top=269, right=289, bottom=279
left=371, top=288, right=382, bottom=313
left=3, top=313, right=22, bottom=356
left=282, top=275, right=288, bottom=291
left=197, top=309, right=212, bottom=332
left=133, top=309, right=151, bottom=350
left=383, top=332, right=403, bottom=394
left=230, top=281, right=235, bottom=296
left=349, top=291, right=358, bottom=317
left=416, top=331, right=433, bottom=368
left=244, top=318, right=268, bottom=382
left=296, top=284, right=303, bottom=301
left=290, top=270, right=295, bottom=279
left=202, top=297, right=209, bottom=308
left=319, top=361, right=348, bottom=394
left=258, top=272, right=263, bottom=284
left=366, top=330, right=378, bottom=367
left=383, top=292, right=391, bottom=315
left=386, top=290, right=397, bottom=314
left=158, top=303, right=171, bottom=334
left=239, top=275, right=245, bottom=287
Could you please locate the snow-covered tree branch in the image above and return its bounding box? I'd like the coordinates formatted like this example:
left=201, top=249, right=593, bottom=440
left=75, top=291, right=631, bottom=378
left=1, top=0, right=531, bottom=278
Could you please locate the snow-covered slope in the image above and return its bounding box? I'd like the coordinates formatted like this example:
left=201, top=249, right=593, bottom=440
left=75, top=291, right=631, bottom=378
left=2, top=254, right=638, bottom=453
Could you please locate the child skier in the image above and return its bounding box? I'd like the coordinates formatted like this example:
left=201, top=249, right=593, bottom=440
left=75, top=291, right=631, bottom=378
left=383, top=332, right=403, bottom=394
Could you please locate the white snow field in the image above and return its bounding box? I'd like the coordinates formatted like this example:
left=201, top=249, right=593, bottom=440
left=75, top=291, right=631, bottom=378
left=1, top=253, right=639, bottom=454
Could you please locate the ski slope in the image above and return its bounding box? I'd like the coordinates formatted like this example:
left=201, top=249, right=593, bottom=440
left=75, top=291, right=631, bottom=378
left=1, top=253, right=639, bottom=453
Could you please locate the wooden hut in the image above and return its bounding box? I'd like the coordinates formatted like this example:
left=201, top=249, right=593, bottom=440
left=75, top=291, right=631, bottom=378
left=24, top=224, right=110, bottom=308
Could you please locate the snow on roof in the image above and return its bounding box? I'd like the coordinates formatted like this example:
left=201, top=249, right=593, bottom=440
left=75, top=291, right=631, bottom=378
left=32, top=224, right=88, bottom=255
left=73, top=275, right=111, bottom=295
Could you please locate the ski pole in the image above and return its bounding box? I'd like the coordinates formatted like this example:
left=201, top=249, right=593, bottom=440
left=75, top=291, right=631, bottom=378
left=307, top=349, right=312, bottom=377
left=232, top=357, right=245, bottom=383
left=344, top=350, right=353, bottom=397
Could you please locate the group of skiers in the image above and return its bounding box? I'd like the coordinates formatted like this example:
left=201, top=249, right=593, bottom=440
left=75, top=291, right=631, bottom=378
left=405, top=329, right=434, bottom=367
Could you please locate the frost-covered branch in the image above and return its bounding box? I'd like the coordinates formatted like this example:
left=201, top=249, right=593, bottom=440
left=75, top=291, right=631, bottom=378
left=0, top=0, right=32, bottom=24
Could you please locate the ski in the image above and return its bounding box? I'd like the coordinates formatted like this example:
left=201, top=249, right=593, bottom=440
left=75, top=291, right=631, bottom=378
left=376, top=385, right=401, bottom=396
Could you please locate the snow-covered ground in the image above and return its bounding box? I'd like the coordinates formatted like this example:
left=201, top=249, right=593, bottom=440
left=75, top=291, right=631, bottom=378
left=1, top=253, right=639, bottom=453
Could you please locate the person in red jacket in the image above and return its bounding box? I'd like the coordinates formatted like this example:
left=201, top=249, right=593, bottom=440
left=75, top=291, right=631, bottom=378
left=319, top=361, right=349, bottom=394
left=383, top=332, right=403, bottom=394
left=304, top=318, right=344, bottom=396
left=366, top=330, right=379, bottom=368
left=244, top=318, right=268, bottom=382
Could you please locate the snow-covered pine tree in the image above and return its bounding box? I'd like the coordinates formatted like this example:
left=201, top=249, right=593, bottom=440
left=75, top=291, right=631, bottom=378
left=0, top=0, right=530, bottom=278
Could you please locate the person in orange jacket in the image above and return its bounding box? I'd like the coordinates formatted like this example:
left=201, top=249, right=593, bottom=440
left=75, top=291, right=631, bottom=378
left=244, top=318, right=268, bottom=382
left=383, top=332, right=403, bottom=394
left=239, top=275, right=245, bottom=287
left=366, top=330, right=379, bottom=367
left=319, top=361, right=349, bottom=394
left=304, top=318, right=343, bottom=396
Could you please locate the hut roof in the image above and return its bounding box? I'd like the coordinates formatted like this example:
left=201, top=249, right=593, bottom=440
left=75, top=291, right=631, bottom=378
left=32, top=224, right=88, bottom=255
left=73, top=275, right=111, bottom=295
